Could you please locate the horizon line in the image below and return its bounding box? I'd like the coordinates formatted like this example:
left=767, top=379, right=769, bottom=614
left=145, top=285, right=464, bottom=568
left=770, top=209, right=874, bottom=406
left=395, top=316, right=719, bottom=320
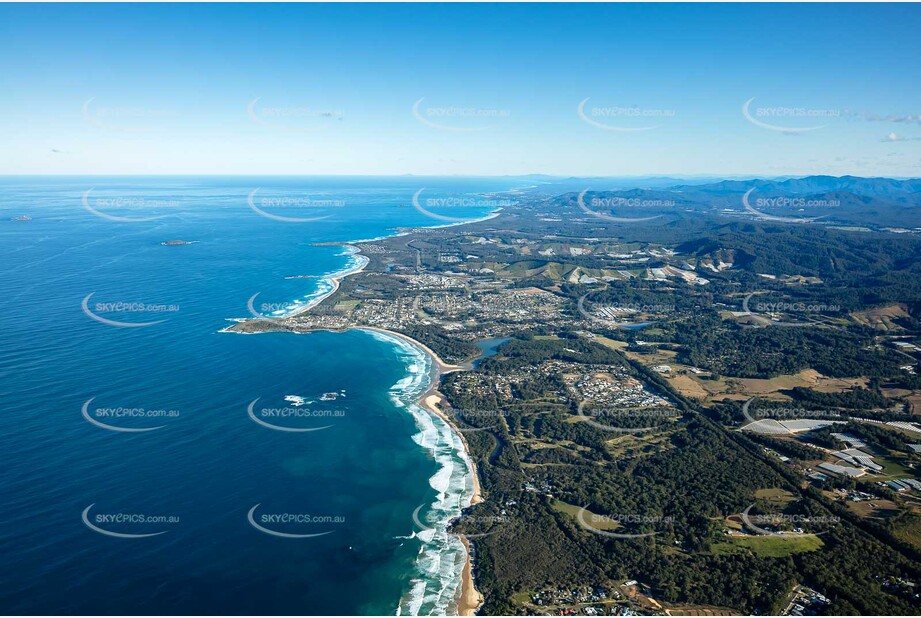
left=1, top=173, right=918, bottom=180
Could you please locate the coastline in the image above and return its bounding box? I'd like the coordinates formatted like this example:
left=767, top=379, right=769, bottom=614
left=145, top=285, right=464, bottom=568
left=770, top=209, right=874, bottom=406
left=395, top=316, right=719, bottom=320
left=419, top=392, right=484, bottom=616
left=458, top=536, right=485, bottom=616
left=283, top=244, right=370, bottom=319
left=220, top=244, right=369, bottom=332
left=358, top=327, right=465, bottom=375
left=261, top=324, right=485, bottom=614
left=419, top=391, right=483, bottom=508
left=224, top=208, right=512, bottom=614
left=366, top=328, right=484, bottom=616
left=349, top=208, right=503, bottom=244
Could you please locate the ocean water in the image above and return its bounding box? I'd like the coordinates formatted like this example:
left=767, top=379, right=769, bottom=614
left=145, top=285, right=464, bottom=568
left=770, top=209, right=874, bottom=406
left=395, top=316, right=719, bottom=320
left=0, top=176, right=520, bottom=615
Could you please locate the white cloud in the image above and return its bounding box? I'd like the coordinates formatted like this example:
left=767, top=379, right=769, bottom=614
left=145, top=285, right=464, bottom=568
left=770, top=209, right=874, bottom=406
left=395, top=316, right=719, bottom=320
left=856, top=112, right=921, bottom=124
left=883, top=132, right=921, bottom=142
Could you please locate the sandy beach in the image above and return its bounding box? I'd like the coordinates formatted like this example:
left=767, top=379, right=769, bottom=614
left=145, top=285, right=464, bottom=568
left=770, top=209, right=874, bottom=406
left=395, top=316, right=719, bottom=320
left=419, top=390, right=484, bottom=615
left=228, top=241, right=486, bottom=613
left=355, top=326, right=485, bottom=613
left=284, top=244, right=370, bottom=319
left=417, top=390, right=485, bottom=616
left=359, top=327, right=465, bottom=375
left=363, top=327, right=485, bottom=614
left=322, top=251, right=486, bottom=614
left=421, top=392, right=484, bottom=506
left=458, top=536, right=485, bottom=616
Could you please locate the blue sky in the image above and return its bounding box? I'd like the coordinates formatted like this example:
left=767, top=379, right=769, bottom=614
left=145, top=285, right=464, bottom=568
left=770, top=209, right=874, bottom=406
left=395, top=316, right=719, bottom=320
left=1, top=3, right=919, bottom=177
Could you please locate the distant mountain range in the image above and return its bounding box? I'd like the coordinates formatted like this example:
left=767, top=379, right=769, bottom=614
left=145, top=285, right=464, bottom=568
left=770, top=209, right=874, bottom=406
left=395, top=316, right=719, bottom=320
left=681, top=175, right=921, bottom=199
left=556, top=175, right=921, bottom=230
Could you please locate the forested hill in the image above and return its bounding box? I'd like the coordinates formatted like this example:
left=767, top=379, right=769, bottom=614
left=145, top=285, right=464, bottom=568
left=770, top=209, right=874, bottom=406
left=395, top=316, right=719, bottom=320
left=552, top=175, right=921, bottom=228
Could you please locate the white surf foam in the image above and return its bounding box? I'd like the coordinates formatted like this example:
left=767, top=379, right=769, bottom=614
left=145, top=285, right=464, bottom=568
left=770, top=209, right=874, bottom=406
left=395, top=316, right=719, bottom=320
left=368, top=330, right=475, bottom=616
left=270, top=245, right=369, bottom=319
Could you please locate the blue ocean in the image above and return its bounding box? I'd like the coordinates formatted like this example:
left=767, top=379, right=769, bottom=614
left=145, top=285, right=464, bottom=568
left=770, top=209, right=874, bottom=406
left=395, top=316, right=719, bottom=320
left=0, top=177, right=525, bottom=615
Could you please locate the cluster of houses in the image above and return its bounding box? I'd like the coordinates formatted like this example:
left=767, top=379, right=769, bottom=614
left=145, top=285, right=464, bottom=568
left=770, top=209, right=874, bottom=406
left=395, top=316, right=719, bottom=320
left=528, top=585, right=618, bottom=613
left=781, top=585, right=830, bottom=616
left=566, top=366, right=673, bottom=410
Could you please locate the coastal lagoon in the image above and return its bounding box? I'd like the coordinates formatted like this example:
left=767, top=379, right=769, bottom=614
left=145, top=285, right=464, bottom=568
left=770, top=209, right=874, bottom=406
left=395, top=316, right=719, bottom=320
left=0, top=176, right=521, bottom=614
